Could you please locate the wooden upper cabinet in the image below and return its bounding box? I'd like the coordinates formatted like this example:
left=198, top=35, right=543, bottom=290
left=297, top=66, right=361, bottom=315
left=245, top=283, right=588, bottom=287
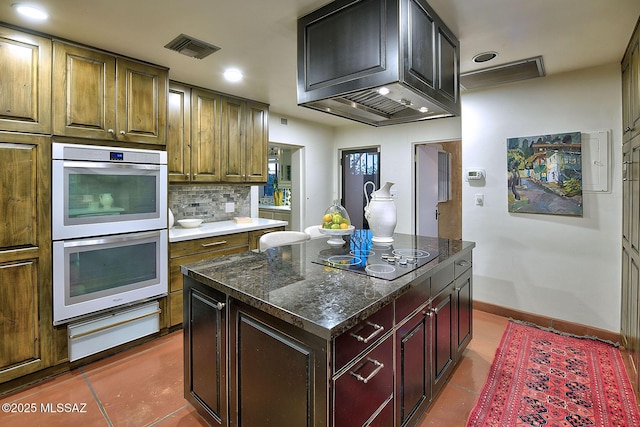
left=167, top=82, right=191, bottom=182
left=53, top=41, right=168, bottom=146
left=191, top=87, right=222, bottom=182
left=245, top=101, right=269, bottom=183
left=0, top=27, right=52, bottom=134
left=220, top=96, right=246, bottom=182
left=221, top=97, right=269, bottom=183
left=166, top=81, right=269, bottom=184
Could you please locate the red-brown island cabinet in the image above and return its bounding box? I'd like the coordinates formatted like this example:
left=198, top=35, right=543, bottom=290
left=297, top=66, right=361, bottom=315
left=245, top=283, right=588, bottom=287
left=182, top=239, right=473, bottom=427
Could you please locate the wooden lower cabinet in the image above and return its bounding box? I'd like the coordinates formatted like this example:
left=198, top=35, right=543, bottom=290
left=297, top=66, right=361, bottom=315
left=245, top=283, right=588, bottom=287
left=396, top=306, right=431, bottom=426
left=184, top=277, right=227, bottom=425
left=168, top=232, right=249, bottom=328
left=230, top=300, right=328, bottom=427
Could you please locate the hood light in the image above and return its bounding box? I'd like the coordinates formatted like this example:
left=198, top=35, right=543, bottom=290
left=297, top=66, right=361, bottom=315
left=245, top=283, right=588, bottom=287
left=419, top=107, right=429, bottom=113
left=377, top=87, right=390, bottom=96
left=13, top=3, right=48, bottom=20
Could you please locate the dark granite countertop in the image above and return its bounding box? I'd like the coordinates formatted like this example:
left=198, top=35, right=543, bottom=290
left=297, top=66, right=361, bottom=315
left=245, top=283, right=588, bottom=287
left=181, top=230, right=475, bottom=340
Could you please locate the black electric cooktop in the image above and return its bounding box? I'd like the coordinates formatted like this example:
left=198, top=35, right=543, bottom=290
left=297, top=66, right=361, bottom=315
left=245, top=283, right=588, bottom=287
left=311, top=230, right=439, bottom=280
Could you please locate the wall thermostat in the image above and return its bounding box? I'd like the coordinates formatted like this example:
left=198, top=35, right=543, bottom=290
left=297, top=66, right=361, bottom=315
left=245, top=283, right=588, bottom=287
left=465, top=168, right=485, bottom=181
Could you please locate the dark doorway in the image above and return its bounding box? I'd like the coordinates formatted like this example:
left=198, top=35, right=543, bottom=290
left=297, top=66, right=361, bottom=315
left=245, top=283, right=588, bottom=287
left=341, top=148, right=380, bottom=229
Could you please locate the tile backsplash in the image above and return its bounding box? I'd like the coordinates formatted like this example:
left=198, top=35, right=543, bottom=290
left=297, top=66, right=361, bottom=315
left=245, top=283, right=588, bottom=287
left=169, top=184, right=251, bottom=223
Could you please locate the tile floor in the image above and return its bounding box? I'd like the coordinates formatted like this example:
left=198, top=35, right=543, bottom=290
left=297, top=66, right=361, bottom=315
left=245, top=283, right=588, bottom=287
left=0, top=310, right=509, bottom=426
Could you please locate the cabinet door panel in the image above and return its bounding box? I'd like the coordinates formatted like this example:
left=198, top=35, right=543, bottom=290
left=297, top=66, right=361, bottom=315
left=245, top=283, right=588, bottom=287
left=0, top=28, right=51, bottom=134
left=396, top=309, right=430, bottom=425
left=244, top=102, right=268, bottom=183
left=432, top=286, right=454, bottom=397
left=0, top=260, right=39, bottom=369
left=117, top=59, right=167, bottom=145
left=220, top=97, right=245, bottom=182
left=0, top=143, right=37, bottom=248
left=184, top=278, right=227, bottom=425
left=53, top=42, right=116, bottom=139
left=168, top=83, right=191, bottom=182
left=191, top=89, right=221, bottom=182
left=236, top=314, right=311, bottom=426
left=455, top=269, right=473, bottom=359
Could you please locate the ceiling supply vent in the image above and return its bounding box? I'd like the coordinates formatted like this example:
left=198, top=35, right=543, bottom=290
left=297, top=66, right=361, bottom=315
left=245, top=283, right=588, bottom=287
left=164, top=34, right=221, bottom=59
left=460, top=56, right=545, bottom=91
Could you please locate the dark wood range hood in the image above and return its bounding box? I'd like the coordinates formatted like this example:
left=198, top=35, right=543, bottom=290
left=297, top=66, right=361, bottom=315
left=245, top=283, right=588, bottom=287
left=297, top=0, right=460, bottom=126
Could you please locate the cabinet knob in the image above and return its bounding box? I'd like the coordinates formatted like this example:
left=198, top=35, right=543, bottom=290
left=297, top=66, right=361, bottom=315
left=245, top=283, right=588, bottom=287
left=216, top=302, right=225, bottom=311
left=119, top=130, right=126, bottom=136
left=108, top=129, right=115, bottom=134
left=625, top=127, right=633, bottom=133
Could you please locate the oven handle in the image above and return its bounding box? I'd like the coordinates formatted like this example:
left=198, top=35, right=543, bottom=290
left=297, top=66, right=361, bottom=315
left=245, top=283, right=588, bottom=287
left=61, top=160, right=162, bottom=171
left=62, top=230, right=161, bottom=248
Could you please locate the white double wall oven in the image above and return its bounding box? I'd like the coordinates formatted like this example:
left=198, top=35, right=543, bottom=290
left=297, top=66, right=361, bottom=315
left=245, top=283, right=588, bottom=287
left=52, top=142, right=168, bottom=326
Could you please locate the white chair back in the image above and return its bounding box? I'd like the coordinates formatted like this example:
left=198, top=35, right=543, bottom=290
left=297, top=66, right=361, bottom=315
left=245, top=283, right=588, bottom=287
left=259, top=231, right=310, bottom=251
left=304, top=225, right=324, bottom=239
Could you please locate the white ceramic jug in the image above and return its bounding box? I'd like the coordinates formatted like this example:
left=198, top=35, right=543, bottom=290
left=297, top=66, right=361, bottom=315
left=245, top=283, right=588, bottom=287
left=364, top=181, right=397, bottom=243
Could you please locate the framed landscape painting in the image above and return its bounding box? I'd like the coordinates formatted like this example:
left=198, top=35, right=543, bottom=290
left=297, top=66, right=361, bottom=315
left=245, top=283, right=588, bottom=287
left=507, top=131, right=582, bottom=216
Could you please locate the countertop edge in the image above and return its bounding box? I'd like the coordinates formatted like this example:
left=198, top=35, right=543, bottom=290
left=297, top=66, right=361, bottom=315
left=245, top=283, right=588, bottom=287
left=170, top=218, right=288, bottom=242
left=181, top=240, right=475, bottom=340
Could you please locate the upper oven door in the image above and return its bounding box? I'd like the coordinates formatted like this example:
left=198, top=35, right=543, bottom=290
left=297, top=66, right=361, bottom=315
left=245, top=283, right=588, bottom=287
left=53, top=159, right=167, bottom=240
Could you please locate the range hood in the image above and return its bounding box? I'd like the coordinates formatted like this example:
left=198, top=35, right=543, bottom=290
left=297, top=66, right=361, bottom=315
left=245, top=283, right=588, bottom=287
left=297, top=0, right=460, bottom=126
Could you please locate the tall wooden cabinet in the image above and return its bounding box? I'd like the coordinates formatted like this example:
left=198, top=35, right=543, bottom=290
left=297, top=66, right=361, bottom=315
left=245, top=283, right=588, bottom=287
left=52, top=41, right=168, bottom=146
left=622, top=16, right=640, bottom=393
left=0, top=27, right=51, bottom=134
left=167, top=81, right=269, bottom=184
left=0, top=133, right=53, bottom=385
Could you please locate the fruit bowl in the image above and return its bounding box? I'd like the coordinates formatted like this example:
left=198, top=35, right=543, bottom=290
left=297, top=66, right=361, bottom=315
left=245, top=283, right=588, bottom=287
left=318, top=225, right=355, bottom=246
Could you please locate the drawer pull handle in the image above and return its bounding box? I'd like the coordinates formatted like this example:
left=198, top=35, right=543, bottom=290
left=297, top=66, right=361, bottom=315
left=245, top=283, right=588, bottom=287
left=350, top=322, right=384, bottom=344
left=201, top=240, right=227, bottom=247
left=350, top=358, right=384, bottom=384
left=457, top=260, right=470, bottom=267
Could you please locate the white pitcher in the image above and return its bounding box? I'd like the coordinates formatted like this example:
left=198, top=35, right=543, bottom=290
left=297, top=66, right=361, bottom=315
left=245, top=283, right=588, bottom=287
left=364, top=181, right=396, bottom=243
left=99, top=193, right=114, bottom=208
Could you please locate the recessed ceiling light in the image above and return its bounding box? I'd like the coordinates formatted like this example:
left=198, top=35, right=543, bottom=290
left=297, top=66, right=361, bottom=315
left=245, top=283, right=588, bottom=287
left=223, top=68, right=243, bottom=82
left=13, top=3, right=48, bottom=20
left=472, top=51, right=498, bottom=63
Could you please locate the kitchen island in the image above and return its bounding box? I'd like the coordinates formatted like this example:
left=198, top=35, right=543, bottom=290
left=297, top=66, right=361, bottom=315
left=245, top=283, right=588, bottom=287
left=181, top=230, right=475, bottom=427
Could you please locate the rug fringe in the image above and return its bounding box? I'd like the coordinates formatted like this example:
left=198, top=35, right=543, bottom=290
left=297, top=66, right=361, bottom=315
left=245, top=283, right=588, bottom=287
left=508, top=318, right=620, bottom=347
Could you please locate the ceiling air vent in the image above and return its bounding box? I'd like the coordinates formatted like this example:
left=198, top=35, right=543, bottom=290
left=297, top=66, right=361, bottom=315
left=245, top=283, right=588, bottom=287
left=460, top=56, right=545, bottom=91
left=164, top=34, right=221, bottom=59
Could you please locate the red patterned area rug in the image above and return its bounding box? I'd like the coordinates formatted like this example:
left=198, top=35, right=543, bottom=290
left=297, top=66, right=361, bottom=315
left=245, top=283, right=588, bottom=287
left=466, top=321, right=640, bottom=427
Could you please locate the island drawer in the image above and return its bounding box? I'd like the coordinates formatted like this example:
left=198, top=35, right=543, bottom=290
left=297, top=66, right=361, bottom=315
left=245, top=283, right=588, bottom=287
left=333, top=336, right=393, bottom=427
left=454, top=251, right=472, bottom=277
left=170, top=232, right=249, bottom=258
left=430, top=263, right=455, bottom=297
left=333, top=302, right=394, bottom=371
left=395, top=275, right=431, bottom=322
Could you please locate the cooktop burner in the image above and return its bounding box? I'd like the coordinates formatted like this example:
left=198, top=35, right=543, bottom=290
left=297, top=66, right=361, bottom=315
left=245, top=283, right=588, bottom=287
left=311, top=231, right=439, bottom=280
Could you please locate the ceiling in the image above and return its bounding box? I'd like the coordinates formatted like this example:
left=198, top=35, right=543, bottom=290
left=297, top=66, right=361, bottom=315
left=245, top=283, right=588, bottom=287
left=2, top=0, right=639, bottom=128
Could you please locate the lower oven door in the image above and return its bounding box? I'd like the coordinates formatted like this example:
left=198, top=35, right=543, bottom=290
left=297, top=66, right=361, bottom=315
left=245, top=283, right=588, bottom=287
left=53, top=230, right=168, bottom=325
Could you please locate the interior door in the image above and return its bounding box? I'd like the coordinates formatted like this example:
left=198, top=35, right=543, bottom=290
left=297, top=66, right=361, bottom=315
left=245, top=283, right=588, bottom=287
left=341, top=148, right=380, bottom=229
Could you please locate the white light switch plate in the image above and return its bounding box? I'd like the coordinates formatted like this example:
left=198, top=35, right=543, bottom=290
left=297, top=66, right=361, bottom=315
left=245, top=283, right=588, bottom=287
left=475, top=194, right=484, bottom=206
left=225, top=202, right=234, bottom=213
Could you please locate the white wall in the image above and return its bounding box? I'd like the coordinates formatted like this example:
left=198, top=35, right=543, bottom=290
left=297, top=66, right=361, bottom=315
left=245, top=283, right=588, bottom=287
left=268, top=115, right=336, bottom=229
left=334, top=117, right=463, bottom=234
left=462, top=63, right=622, bottom=332
left=271, top=63, right=622, bottom=333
